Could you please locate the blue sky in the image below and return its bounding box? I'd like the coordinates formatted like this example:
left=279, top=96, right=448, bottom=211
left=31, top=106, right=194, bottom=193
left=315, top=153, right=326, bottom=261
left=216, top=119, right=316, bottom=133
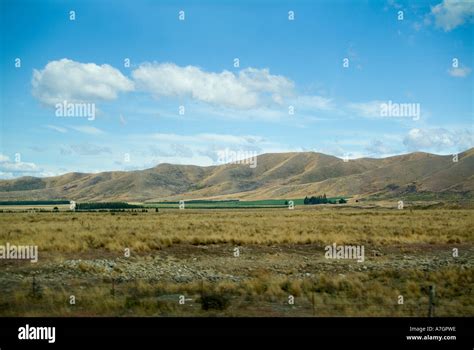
left=0, top=0, right=473, bottom=178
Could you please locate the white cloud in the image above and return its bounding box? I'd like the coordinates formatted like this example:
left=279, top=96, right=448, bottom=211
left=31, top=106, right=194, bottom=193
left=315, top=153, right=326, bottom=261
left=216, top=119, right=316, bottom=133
left=45, top=124, right=105, bottom=135
left=31, top=59, right=330, bottom=121
left=149, top=144, right=194, bottom=158
left=194, top=103, right=289, bottom=121
left=45, top=125, right=68, bottom=133
left=403, top=128, right=473, bottom=151
left=0, top=161, right=40, bottom=172
left=0, top=154, right=45, bottom=178
left=150, top=133, right=266, bottom=145
left=348, top=100, right=385, bottom=118
left=365, top=139, right=398, bottom=156
left=132, top=62, right=294, bottom=109
left=387, top=0, right=403, bottom=10
left=32, top=58, right=134, bottom=106
left=70, top=126, right=105, bottom=135
left=290, top=95, right=334, bottom=111
left=69, top=144, right=112, bottom=156
left=133, top=132, right=270, bottom=165
left=348, top=100, right=425, bottom=121
left=59, top=144, right=112, bottom=156
left=448, top=66, right=472, bottom=78
left=200, top=133, right=266, bottom=144
left=431, top=0, right=474, bottom=31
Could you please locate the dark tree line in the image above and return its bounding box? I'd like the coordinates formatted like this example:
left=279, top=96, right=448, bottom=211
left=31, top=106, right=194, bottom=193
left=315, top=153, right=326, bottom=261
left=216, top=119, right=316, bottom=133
left=304, top=195, right=347, bottom=205
left=0, top=200, right=69, bottom=205
left=76, top=202, right=143, bottom=210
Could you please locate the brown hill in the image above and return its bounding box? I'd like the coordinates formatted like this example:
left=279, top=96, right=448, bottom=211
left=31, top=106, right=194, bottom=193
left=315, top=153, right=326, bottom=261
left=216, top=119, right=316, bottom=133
left=0, top=149, right=472, bottom=202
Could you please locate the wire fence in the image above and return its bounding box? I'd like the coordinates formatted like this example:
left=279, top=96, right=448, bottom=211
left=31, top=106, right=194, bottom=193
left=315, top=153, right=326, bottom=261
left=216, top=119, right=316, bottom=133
left=1, top=275, right=472, bottom=317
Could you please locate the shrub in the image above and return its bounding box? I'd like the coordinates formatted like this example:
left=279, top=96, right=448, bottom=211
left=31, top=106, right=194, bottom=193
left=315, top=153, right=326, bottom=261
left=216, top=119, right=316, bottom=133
left=76, top=202, right=143, bottom=210
left=199, top=293, right=230, bottom=311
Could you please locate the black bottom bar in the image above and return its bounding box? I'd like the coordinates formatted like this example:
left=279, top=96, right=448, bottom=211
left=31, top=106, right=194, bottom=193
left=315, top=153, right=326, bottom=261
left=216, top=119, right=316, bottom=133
left=0, top=317, right=472, bottom=347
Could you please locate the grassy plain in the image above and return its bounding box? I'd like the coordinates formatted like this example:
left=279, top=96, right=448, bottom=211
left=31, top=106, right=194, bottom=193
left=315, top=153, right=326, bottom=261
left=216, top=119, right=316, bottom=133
left=0, top=207, right=472, bottom=316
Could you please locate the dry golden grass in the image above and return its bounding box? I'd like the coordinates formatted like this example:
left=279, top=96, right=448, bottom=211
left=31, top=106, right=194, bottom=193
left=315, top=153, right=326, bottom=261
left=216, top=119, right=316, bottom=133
left=1, top=266, right=471, bottom=316
left=0, top=208, right=472, bottom=254
left=0, top=208, right=472, bottom=316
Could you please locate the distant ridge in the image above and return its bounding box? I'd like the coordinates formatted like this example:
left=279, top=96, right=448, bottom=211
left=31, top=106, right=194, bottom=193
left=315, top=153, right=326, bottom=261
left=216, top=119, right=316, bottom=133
left=0, top=149, right=472, bottom=202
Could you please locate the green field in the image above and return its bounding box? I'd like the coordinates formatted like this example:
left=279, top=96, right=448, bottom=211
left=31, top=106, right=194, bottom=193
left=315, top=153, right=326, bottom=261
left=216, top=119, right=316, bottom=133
left=0, top=198, right=349, bottom=212
left=146, top=198, right=347, bottom=209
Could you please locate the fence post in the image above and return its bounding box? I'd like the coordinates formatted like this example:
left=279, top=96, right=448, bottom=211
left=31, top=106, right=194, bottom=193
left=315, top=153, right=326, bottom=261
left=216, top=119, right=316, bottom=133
left=30, top=275, right=41, bottom=299
left=428, top=285, right=435, bottom=317
left=32, top=276, right=36, bottom=297
left=111, top=278, right=115, bottom=297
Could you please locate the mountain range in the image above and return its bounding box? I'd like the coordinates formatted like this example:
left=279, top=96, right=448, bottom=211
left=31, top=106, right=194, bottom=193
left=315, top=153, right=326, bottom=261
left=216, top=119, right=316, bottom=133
left=0, top=148, right=473, bottom=202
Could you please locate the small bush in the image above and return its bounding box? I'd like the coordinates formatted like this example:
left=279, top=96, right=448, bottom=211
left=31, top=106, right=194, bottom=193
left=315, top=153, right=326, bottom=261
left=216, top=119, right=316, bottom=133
left=200, top=293, right=230, bottom=311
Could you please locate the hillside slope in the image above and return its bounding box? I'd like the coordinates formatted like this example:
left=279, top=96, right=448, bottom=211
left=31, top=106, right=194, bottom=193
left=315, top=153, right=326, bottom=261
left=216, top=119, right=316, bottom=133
left=0, top=149, right=472, bottom=202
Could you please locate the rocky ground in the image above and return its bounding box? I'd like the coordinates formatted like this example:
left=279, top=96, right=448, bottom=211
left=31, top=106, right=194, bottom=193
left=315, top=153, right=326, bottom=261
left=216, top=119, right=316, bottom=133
left=1, top=243, right=472, bottom=291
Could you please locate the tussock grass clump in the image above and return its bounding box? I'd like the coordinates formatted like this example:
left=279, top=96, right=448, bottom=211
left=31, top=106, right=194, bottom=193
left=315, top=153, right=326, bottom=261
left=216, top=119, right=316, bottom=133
left=0, top=209, right=471, bottom=254
left=199, top=293, right=230, bottom=311
left=0, top=265, right=472, bottom=316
